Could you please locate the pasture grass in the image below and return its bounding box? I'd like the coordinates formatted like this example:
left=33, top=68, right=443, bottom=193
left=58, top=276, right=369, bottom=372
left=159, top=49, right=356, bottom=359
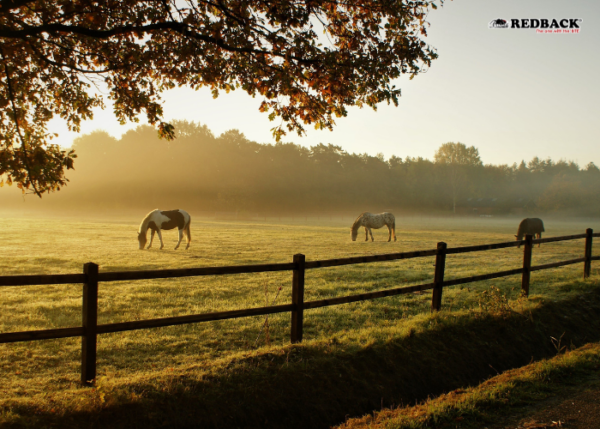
left=0, top=213, right=599, bottom=427
left=337, top=340, right=600, bottom=429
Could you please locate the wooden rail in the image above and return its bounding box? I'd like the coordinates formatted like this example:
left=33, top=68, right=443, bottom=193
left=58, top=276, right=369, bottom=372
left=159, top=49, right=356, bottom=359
left=304, top=249, right=438, bottom=269
left=0, top=327, right=85, bottom=343
left=0, top=229, right=598, bottom=385
left=304, top=282, right=436, bottom=310
left=0, top=273, right=85, bottom=287
left=97, top=304, right=296, bottom=334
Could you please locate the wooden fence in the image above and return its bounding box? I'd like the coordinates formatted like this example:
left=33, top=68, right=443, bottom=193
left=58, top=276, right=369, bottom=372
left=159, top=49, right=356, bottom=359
left=0, top=229, right=598, bottom=386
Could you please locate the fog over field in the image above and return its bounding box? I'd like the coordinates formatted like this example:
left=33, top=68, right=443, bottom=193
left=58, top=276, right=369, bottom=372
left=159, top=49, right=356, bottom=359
left=1, top=121, right=599, bottom=220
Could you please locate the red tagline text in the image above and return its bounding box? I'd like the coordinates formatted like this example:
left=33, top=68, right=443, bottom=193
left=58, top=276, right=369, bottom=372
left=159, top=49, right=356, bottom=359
left=536, top=29, right=580, bottom=34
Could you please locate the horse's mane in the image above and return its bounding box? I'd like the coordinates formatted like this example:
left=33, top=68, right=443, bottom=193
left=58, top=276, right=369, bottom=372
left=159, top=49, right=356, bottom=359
left=138, top=209, right=158, bottom=234
left=351, top=212, right=368, bottom=232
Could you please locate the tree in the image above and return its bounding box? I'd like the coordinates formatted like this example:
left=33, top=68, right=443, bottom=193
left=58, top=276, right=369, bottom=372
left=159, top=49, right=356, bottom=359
left=0, top=0, right=442, bottom=196
left=434, top=142, right=482, bottom=213
left=585, top=162, right=600, bottom=173
left=536, top=172, right=583, bottom=212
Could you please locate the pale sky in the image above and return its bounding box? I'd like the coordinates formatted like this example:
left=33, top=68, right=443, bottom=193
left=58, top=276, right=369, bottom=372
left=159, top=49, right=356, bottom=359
left=48, top=0, right=600, bottom=167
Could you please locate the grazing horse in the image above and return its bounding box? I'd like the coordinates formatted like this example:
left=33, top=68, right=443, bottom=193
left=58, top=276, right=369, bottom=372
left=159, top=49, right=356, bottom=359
left=351, top=212, right=397, bottom=242
left=515, top=218, right=544, bottom=248
left=138, top=209, right=191, bottom=250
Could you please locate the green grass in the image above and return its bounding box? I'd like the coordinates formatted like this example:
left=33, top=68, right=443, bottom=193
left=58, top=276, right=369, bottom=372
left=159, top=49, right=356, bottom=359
left=337, top=341, right=600, bottom=429
left=0, top=213, right=599, bottom=427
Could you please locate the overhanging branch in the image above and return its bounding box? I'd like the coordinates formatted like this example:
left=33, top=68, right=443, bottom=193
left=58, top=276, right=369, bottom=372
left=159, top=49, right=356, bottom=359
left=1, top=21, right=322, bottom=65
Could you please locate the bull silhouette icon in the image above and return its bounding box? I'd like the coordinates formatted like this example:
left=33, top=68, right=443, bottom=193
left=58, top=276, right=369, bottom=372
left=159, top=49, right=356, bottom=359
left=489, top=18, right=508, bottom=28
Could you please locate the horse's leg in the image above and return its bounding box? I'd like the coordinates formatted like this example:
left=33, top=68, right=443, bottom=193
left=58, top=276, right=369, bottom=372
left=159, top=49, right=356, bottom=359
left=369, top=228, right=374, bottom=242
left=387, top=225, right=392, bottom=242
left=157, top=229, right=164, bottom=249
left=364, top=227, right=369, bottom=241
left=538, top=232, right=541, bottom=248
left=185, top=224, right=191, bottom=249
left=174, top=229, right=183, bottom=250
left=148, top=230, right=155, bottom=249
left=393, top=222, right=397, bottom=242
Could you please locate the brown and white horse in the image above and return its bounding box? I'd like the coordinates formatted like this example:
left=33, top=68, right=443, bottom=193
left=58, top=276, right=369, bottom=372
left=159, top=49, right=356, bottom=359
left=138, top=209, right=191, bottom=250
left=351, top=212, right=397, bottom=242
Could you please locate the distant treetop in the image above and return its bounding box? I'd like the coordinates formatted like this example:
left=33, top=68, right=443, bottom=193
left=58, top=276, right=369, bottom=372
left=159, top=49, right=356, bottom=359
left=434, top=142, right=483, bottom=167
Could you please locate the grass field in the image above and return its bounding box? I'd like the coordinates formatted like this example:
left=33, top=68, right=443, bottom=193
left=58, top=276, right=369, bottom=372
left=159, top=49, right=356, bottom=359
left=0, top=212, right=599, bottom=427
left=338, top=341, right=600, bottom=429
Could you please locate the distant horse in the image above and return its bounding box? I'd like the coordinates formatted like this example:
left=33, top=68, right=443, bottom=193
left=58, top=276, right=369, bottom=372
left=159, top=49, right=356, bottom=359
left=138, top=209, right=191, bottom=250
left=515, top=218, right=544, bottom=248
left=351, top=212, right=396, bottom=242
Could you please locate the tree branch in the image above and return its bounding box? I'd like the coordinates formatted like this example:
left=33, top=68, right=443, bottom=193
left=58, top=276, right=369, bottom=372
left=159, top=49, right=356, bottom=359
left=0, top=46, right=42, bottom=197
left=1, top=21, right=322, bottom=65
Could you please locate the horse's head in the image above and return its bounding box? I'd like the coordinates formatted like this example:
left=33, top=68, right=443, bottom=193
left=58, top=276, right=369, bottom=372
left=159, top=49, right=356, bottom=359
left=515, top=234, right=524, bottom=248
left=351, top=228, right=358, bottom=241
left=138, top=231, right=147, bottom=249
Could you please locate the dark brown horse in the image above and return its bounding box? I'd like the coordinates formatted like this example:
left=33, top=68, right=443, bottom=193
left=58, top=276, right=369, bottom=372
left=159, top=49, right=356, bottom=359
left=515, top=218, right=544, bottom=248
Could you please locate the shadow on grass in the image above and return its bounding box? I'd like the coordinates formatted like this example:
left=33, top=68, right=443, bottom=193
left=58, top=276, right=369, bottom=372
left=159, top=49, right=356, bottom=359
left=6, top=286, right=600, bottom=429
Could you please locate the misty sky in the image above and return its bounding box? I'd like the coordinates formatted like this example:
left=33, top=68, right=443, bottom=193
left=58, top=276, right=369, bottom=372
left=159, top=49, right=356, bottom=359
left=48, top=0, right=600, bottom=167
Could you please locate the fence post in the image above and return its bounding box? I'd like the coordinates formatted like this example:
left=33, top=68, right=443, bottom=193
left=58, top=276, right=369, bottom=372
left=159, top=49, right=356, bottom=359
left=584, top=228, right=593, bottom=279
left=291, top=254, right=306, bottom=344
left=82, top=262, right=99, bottom=386
left=521, top=234, right=533, bottom=297
left=431, top=242, right=447, bottom=312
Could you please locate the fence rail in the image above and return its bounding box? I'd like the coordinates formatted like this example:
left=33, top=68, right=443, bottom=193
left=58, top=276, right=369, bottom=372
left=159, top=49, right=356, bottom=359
left=1, top=229, right=598, bottom=385
left=0, top=273, right=86, bottom=287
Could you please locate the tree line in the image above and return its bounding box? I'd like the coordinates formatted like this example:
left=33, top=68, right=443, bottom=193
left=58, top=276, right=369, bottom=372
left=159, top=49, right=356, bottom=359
left=1, top=120, right=598, bottom=216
